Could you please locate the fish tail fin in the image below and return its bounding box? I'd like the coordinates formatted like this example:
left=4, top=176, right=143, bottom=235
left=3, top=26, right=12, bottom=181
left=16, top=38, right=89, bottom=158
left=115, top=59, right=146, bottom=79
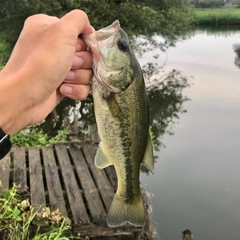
left=106, top=192, right=145, bottom=227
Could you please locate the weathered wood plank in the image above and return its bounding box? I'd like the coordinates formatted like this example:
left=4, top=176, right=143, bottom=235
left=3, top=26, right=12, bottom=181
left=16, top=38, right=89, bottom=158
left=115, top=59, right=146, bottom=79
left=0, top=153, right=10, bottom=193
left=81, top=143, right=114, bottom=210
left=28, top=148, right=46, bottom=211
left=104, top=166, right=118, bottom=190
left=42, top=146, right=67, bottom=217
left=12, top=147, right=28, bottom=194
left=72, top=223, right=142, bottom=238
left=28, top=223, right=143, bottom=239
left=54, top=143, right=89, bottom=224
left=69, top=143, right=106, bottom=223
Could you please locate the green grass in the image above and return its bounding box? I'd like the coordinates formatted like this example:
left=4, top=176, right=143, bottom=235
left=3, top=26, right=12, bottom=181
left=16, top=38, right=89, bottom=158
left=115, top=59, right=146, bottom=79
left=0, top=183, right=86, bottom=240
left=11, top=127, right=69, bottom=147
left=193, top=8, right=240, bottom=25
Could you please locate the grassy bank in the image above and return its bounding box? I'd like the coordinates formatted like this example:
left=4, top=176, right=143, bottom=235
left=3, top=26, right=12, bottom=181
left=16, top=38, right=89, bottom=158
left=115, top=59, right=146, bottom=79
left=193, top=8, right=240, bottom=26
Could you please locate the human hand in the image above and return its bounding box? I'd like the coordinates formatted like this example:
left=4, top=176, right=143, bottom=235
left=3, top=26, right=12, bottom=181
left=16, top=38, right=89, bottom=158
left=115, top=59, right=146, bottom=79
left=0, top=10, right=94, bottom=135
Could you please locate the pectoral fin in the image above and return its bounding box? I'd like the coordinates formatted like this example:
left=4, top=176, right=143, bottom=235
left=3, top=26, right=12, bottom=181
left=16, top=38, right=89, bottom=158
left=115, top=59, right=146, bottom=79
left=142, top=136, right=154, bottom=174
left=94, top=143, right=112, bottom=169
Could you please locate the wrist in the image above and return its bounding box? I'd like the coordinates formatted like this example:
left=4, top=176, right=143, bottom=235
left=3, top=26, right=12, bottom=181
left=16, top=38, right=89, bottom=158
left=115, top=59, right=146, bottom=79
left=0, top=127, right=12, bottom=159
left=0, top=68, right=30, bottom=135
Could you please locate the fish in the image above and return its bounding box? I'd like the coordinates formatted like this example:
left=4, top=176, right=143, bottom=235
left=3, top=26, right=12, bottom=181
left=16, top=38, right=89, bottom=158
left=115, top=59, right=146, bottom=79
left=82, top=20, right=154, bottom=227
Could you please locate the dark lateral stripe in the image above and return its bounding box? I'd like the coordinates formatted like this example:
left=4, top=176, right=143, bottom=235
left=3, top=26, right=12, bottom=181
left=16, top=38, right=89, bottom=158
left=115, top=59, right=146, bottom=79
left=125, top=155, right=134, bottom=201
left=120, top=127, right=134, bottom=201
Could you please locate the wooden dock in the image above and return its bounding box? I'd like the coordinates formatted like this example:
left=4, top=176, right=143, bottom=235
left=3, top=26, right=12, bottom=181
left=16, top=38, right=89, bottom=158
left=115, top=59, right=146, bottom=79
left=0, top=142, right=153, bottom=239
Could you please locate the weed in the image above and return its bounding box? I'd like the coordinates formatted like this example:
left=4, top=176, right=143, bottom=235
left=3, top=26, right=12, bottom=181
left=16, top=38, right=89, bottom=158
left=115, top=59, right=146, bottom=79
left=11, top=127, right=69, bottom=147
left=0, top=183, right=86, bottom=240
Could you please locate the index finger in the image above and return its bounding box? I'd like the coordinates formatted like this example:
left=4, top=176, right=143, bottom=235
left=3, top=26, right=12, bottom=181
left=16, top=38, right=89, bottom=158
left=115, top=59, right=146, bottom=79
left=60, top=9, right=94, bottom=35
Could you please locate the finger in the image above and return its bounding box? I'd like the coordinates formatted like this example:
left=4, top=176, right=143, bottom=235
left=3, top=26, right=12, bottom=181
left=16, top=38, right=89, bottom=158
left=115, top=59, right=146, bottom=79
left=64, top=69, right=92, bottom=84
left=21, top=15, right=60, bottom=44
left=60, top=10, right=94, bottom=36
left=76, top=38, right=88, bottom=52
left=71, top=51, right=93, bottom=70
left=59, top=83, right=91, bottom=100
left=24, top=14, right=59, bottom=28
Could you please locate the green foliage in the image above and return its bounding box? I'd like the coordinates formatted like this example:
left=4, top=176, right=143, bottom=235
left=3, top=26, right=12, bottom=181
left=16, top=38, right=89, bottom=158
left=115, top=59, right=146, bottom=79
left=149, top=126, right=157, bottom=149
left=0, top=184, right=22, bottom=224
left=11, top=127, right=69, bottom=147
left=0, top=183, right=33, bottom=239
left=82, top=0, right=193, bottom=37
left=0, top=34, right=11, bottom=68
left=32, top=220, right=83, bottom=240
left=0, top=0, right=193, bottom=49
left=193, top=8, right=240, bottom=25
left=0, top=183, right=84, bottom=240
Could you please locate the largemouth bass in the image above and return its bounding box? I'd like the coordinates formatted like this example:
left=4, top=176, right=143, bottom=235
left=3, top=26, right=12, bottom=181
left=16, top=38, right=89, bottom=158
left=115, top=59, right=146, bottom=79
left=82, top=20, right=154, bottom=227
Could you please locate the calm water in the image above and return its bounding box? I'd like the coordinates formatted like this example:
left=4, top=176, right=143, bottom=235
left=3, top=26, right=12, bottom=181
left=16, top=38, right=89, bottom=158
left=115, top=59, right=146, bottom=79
left=140, top=29, right=240, bottom=240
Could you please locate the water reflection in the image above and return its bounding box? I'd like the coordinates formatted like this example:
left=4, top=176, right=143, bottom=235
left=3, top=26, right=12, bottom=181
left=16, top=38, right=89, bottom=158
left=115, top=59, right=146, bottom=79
left=181, top=26, right=240, bottom=40
left=37, top=95, right=95, bottom=138
left=146, top=69, right=190, bottom=151
left=233, top=43, right=240, bottom=68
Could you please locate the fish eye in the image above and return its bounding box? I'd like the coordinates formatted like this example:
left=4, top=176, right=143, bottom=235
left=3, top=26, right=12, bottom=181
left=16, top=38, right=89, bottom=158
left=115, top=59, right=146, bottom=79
left=117, top=39, right=128, bottom=52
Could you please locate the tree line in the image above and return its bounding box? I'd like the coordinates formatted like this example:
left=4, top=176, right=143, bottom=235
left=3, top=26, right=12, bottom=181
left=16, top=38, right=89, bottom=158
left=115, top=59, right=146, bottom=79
left=188, top=0, right=240, bottom=8
left=0, top=0, right=193, bottom=48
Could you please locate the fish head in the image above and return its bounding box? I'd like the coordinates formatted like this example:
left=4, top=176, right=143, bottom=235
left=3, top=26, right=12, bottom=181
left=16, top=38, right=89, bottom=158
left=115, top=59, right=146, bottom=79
left=82, top=20, right=140, bottom=93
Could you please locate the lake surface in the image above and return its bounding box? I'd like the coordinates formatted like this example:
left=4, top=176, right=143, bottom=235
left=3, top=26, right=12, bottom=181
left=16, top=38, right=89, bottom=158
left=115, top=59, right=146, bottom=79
left=140, top=29, right=240, bottom=240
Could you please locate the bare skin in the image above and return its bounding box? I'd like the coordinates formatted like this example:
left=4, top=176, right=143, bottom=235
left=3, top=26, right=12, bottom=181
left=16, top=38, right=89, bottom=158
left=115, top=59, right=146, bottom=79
left=0, top=10, right=94, bottom=136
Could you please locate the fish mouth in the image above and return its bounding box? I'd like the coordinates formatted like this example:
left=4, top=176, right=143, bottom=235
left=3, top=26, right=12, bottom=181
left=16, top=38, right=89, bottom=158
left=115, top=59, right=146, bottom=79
left=82, top=20, right=121, bottom=93
left=82, top=20, right=120, bottom=58
left=95, top=20, right=120, bottom=41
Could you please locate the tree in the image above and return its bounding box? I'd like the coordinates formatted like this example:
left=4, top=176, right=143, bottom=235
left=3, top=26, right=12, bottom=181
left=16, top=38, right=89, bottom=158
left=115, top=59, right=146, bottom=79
left=0, top=0, right=193, bottom=48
